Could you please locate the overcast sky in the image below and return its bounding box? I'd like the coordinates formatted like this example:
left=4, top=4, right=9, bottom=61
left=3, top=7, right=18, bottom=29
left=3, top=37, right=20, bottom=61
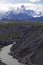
left=0, top=0, right=43, bottom=12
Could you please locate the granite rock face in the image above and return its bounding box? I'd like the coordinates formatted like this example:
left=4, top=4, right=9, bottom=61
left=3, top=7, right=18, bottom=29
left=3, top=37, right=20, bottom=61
left=10, top=25, right=43, bottom=65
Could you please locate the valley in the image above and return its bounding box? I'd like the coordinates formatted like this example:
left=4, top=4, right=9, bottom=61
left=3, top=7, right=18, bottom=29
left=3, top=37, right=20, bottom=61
left=0, top=22, right=43, bottom=65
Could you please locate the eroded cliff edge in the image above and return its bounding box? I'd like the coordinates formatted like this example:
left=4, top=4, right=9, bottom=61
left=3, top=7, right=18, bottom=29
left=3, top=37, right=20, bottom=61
left=10, top=25, right=43, bottom=65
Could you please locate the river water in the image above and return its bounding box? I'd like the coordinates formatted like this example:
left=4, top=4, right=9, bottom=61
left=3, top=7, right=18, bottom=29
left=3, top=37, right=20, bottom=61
left=0, top=42, right=25, bottom=65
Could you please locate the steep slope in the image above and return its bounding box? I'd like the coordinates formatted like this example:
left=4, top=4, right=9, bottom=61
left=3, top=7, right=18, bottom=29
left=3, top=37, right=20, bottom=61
left=10, top=25, right=43, bottom=65
left=0, top=24, right=28, bottom=49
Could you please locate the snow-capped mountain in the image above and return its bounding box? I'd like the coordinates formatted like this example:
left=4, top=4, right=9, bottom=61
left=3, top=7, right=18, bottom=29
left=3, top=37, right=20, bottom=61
left=0, top=12, right=5, bottom=19
left=0, top=6, right=43, bottom=22
left=1, top=10, right=34, bottom=20
left=36, top=11, right=43, bottom=17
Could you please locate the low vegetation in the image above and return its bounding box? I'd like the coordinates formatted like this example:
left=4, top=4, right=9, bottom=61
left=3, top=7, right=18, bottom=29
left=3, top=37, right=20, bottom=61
left=0, top=22, right=43, bottom=41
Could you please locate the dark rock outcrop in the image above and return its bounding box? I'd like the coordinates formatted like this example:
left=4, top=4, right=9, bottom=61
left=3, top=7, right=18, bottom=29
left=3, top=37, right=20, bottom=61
left=10, top=25, right=43, bottom=65
left=0, top=60, right=7, bottom=65
left=0, top=40, right=13, bottom=48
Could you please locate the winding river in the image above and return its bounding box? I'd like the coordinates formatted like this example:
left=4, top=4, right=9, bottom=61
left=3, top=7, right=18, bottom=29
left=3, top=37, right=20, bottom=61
left=0, top=42, right=25, bottom=65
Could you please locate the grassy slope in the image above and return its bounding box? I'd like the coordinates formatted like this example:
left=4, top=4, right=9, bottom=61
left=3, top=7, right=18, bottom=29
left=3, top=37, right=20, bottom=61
left=0, top=22, right=43, bottom=41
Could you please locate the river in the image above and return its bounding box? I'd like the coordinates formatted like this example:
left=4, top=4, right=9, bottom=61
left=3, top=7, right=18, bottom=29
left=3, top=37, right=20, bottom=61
left=0, top=42, right=25, bottom=65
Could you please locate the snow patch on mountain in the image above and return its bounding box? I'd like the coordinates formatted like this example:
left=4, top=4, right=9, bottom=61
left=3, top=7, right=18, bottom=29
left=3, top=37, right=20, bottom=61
left=0, top=5, right=43, bottom=20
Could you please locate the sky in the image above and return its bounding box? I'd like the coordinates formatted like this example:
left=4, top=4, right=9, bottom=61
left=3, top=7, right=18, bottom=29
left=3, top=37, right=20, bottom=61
left=0, top=0, right=43, bottom=13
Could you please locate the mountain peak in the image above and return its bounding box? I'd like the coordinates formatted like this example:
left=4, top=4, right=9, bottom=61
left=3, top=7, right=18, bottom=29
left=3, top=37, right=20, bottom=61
left=20, top=5, right=26, bottom=10
left=0, top=8, right=43, bottom=22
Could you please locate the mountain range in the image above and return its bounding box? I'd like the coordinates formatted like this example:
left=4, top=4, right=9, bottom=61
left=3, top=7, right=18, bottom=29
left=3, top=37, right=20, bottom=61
left=0, top=8, right=43, bottom=22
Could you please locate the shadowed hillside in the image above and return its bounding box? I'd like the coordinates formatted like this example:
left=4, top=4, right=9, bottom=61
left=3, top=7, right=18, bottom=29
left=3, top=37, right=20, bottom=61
left=0, top=22, right=30, bottom=48
left=9, top=24, right=43, bottom=65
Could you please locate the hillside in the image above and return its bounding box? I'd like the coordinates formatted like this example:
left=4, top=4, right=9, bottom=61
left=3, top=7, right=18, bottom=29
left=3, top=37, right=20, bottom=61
left=9, top=24, right=43, bottom=65
left=0, top=23, right=29, bottom=49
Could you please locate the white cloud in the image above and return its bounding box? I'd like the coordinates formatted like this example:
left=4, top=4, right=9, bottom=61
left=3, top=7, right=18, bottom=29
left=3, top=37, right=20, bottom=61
left=28, top=0, right=41, bottom=3
left=0, top=0, right=9, bottom=4
left=0, top=4, right=9, bottom=12
left=0, top=3, right=43, bottom=13
left=0, top=0, right=42, bottom=4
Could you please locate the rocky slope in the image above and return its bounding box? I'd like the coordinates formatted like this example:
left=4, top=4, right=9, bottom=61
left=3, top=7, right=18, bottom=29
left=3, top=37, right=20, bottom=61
left=0, top=23, right=28, bottom=49
left=10, top=25, right=43, bottom=65
left=0, top=60, right=6, bottom=65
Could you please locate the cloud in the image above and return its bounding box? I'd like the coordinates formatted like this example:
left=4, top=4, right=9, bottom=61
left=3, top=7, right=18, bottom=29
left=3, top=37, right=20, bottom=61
left=28, top=0, right=41, bottom=3
left=0, top=4, right=9, bottom=12
left=0, top=0, right=42, bottom=4
left=0, top=0, right=8, bottom=3
left=0, top=0, right=43, bottom=13
left=0, top=0, right=15, bottom=4
left=0, top=3, right=43, bottom=13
